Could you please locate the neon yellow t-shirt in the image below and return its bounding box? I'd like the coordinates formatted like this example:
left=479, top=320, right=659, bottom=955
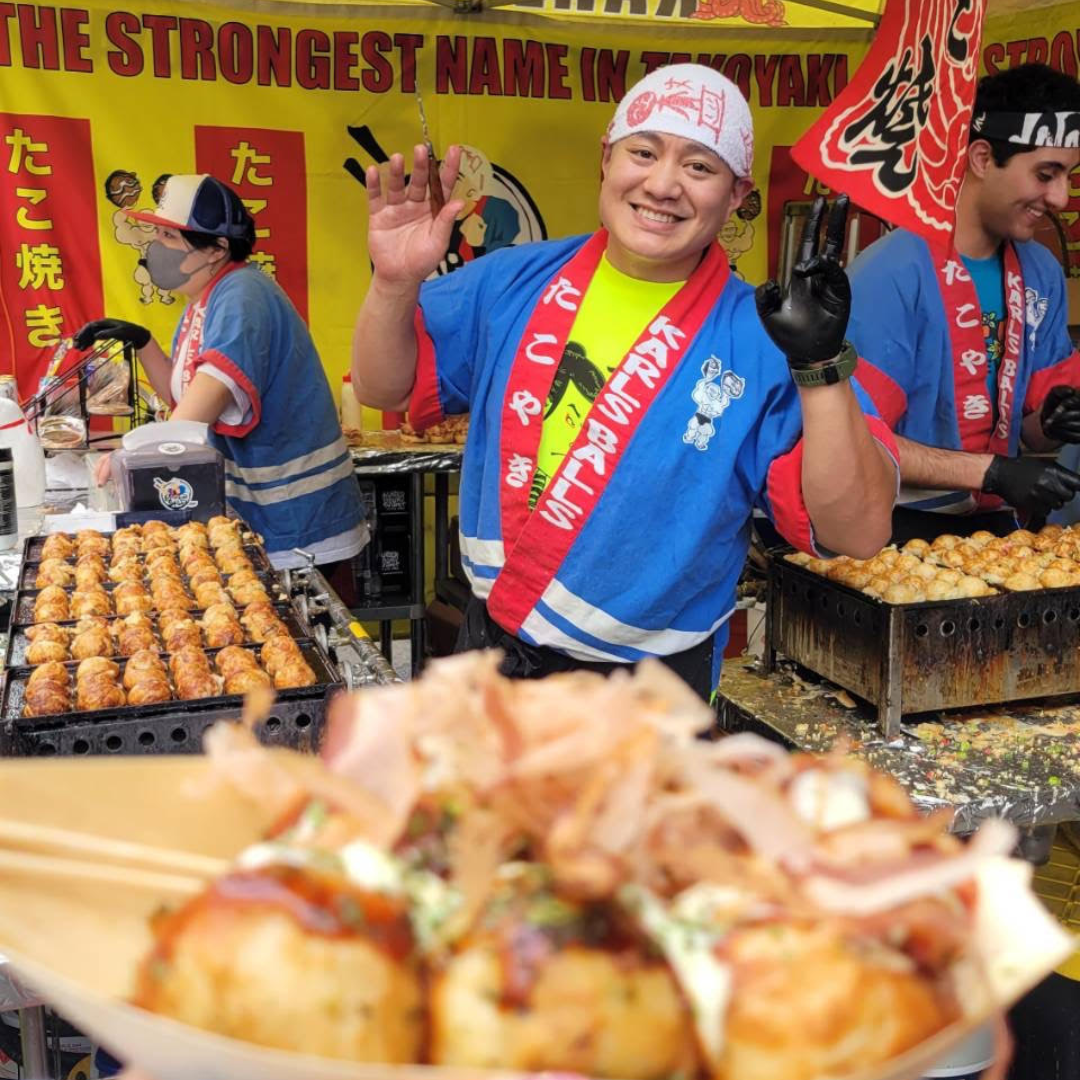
left=530, top=255, right=683, bottom=508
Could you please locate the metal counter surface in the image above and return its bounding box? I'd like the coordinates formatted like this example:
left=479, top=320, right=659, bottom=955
left=717, top=655, right=1080, bottom=834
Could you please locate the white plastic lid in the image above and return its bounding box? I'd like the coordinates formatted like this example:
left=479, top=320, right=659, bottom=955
left=122, top=419, right=208, bottom=452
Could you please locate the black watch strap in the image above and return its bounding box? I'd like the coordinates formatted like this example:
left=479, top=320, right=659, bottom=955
left=789, top=342, right=859, bottom=387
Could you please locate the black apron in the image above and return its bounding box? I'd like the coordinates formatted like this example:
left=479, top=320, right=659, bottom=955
left=455, top=595, right=717, bottom=703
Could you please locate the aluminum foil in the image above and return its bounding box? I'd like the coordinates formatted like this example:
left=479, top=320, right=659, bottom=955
left=717, top=655, right=1080, bottom=834
left=350, top=445, right=462, bottom=474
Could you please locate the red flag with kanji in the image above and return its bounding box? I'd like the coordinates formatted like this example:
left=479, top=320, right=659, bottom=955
left=791, top=0, right=988, bottom=252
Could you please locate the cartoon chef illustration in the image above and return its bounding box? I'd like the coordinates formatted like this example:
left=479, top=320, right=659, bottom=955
left=103, top=169, right=174, bottom=306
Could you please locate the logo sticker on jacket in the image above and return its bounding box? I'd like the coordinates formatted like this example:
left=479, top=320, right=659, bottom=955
left=683, top=356, right=745, bottom=451
left=1025, top=287, right=1049, bottom=349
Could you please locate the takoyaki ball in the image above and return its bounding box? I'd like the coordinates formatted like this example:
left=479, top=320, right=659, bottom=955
left=127, top=678, right=173, bottom=706
left=194, top=584, right=232, bottom=610
left=225, top=667, right=274, bottom=695
left=1003, top=572, right=1040, bottom=591
left=216, top=549, right=253, bottom=575
left=202, top=602, right=238, bottom=626
left=115, top=589, right=155, bottom=617
left=108, top=557, right=144, bottom=584
left=187, top=565, right=223, bottom=590
left=118, top=611, right=153, bottom=632
left=893, top=553, right=922, bottom=573
left=146, top=549, right=182, bottom=573
left=968, top=530, right=997, bottom=548
left=901, top=538, right=931, bottom=556
left=158, top=607, right=194, bottom=634
left=783, top=552, right=812, bottom=566
left=27, top=662, right=70, bottom=691
left=924, top=578, right=960, bottom=601
left=430, top=876, right=697, bottom=1079
left=898, top=575, right=930, bottom=592
left=70, top=626, right=115, bottom=661
left=76, top=676, right=126, bottom=712
left=34, top=559, right=74, bottom=588
left=910, top=561, right=939, bottom=581
left=882, top=583, right=923, bottom=604
left=272, top=659, right=317, bottom=689
left=70, top=588, right=112, bottom=619
left=40, top=533, right=74, bottom=560
left=74, top=562, right=108, bottom=589
left=23, top=684, right=70, bottom=717
left=835, top=568, right=873, bottom=590
left=260, top=635, right=303, bottom=676
left=215, top=646, right=259, bottom=678
left=240, top=600, right=278, bottom=629
left=152, top=586, right=194, bottom=612
left=227, top=568, right=262, bottom=589
left=123, top=651, right=168, bottom=690
left=715, top=922, right=958, bottom=1080
left=26, top=622, right=69, bottom=644
left=174, top=523, right=209, bottom=548
left=929, top=534, right=960, bottom=551
left=76, top=656, right=120, bottom=683
left=230, top=581, right=270, bottom=606
left=169, top=646, right=212, bottom=678
left=133, top=864, right=422, bottom=1062
left=1040, top=568, right=1073, bottom=589
left=143, top=531, right=176, bottom=552
left=1040, top=524, right=1065, bottom=540
left=1009, top=529, right=1038, bottom=548
left=936, top=549, right=967, bottom=570
left=1048, top=557, right=1079, bottom=573
left=979, top=559, right=1016, bottom=585
left=175, top=672, right=222, bottom=700
left=35, top=584, right=69, bottom=610
left=863, top=576, right=892, bottom=599
left=113, top=524, right=142, bottom=543
left=34, top=602, right=69, bottom=624
left=934, top=568, right=963, bottom=585
left=205, top=620, right=245, bottom=650
left=118, top=625, right=157, bottom=656
left=181, top=548, right=216, bottom=573
left=141, top=520, right=169, bottom=537
left=76, top=551, right=106, bottom=570
left=76, top=534, right=110, bottom=558
left=955, top=575, right=993, bottom=598
left=164, top=621, right=204, bottom=653
left=1017, top=556, right=1048, bottom=577
left=26, top=639, right=69, bottom=665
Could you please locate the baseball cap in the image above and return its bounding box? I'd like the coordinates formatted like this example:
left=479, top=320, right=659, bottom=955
left=128, top=174, right=255, bottom=242
left=606, top=63, right=755, bottom=179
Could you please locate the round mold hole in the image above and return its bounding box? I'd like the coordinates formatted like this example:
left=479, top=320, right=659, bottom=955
left=940, top=620, right=956, bottom=637
left=264, top=716, right=282, bottom=732
left=836, top=602, right=846, bottom=618
left=170, top=727, right=188, bottom=744
left=853, top=611, right=863, bottom=626
left=1018, top=613, right=1032, bottom=629
left=137, top=730, right=156, bottom=746
left=994, top=617, right=1006, bottom=630
left=37, top=742, right=57, bottom=756
left=295, top=713, right=312, bottom=729
left=72, top=739, right=90, bottom=755
left=915, top=624, right=929, bottom=638
left=968, top=618, right=981, bottom=632
left=1070, top=608, right=1080, bottom=622
left=104, top=735, right=123, bottom=753
left=1044, top=610, right=1059, bottom=625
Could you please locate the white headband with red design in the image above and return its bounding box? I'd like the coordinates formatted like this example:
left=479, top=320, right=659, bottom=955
left=606, top=63, right=755, bottom=179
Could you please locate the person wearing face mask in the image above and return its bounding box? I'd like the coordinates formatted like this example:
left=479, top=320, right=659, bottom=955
left=74, top=174, right=366, bottom=570
left=351, top=63, right=900, bottom=700
left=844, top=64, right=1080, bottom=541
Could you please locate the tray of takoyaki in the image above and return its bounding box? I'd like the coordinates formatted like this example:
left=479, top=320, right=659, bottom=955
left=0, top=655, right=1071, bottom=1080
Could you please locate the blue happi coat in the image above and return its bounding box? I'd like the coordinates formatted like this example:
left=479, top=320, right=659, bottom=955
left=410, top=234, right=898, bottom=682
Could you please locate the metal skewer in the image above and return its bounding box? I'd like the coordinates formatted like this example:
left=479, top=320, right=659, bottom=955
left=415, top=79, right=445, bottom=216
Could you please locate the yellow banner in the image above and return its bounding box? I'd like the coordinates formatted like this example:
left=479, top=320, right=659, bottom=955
left=0, top=0, right=1069, bottom=407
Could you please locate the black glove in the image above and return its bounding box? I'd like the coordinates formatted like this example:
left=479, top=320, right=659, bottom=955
left=982, top=454, right=1080, bottom=516
left=73, top=318, right=150, bottom=352
left=755, top=194, right=851, bottom=368
left=1039, top=386, right=1080, bottom=443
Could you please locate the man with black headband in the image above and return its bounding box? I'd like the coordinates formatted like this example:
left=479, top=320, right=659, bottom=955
left=846, top=63, right=1080, bottom=540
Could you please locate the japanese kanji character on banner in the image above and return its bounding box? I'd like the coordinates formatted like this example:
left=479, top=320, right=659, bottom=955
left=791, top=0, right=988, bottom=251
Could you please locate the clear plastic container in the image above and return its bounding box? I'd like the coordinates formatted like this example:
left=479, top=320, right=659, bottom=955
left=110, top=440, right=226, bottom=523
left=340, top=372, right=363, bottom=434
left=0, top=396, right=46, bottom=508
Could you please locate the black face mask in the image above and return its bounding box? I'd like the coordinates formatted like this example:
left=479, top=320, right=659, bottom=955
left=145, top=241, right=215, bottom=290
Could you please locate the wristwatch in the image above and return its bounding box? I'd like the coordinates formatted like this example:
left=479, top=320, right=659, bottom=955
left=789, top=342, right=859, bottom=388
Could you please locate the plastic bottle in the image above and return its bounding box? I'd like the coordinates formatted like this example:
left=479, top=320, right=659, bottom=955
left=0, top=447, right=16, bottom=550
left=340, top=372, right=364, bottom=434
left=0, top=397, right=46, bottom=508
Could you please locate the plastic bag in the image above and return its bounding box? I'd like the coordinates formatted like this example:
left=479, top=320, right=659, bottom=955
left=86, top=355, right=132, bottom=415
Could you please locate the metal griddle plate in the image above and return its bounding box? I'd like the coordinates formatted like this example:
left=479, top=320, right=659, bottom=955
left=766, top=555, right=1080, bottom=736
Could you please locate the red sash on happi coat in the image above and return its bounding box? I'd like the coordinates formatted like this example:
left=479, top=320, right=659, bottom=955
left=934, top=244, right=1024, bottom=509
left=486, top=230, right=730, bottom=634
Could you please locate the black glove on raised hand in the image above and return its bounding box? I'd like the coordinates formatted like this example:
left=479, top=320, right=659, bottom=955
left=73, top=318, right=151, bottom=352
left=1039, top=386, right=1080, bottom=443
left=755, top=194, right=851, bottom=368
left=982, top=454, right=1080, bottom=516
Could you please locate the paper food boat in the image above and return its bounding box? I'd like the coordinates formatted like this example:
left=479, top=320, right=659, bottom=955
left=0, top=755, right=1071, bottom=1080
